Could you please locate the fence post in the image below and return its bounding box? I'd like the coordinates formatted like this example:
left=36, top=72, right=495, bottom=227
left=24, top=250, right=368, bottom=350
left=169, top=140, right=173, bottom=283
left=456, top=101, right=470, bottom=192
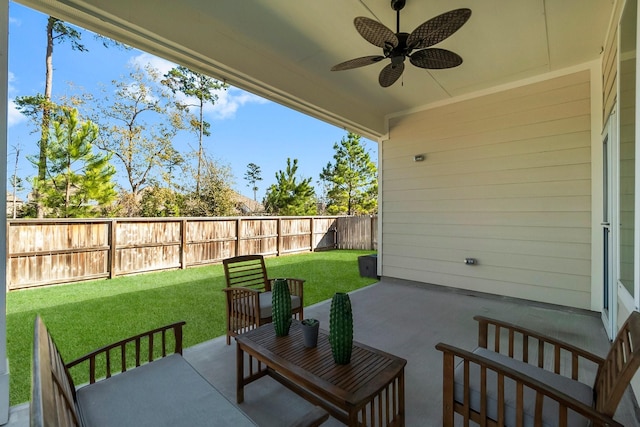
left=235, top=218, right=241, bottom=256
left=277, top=218, right=282, bottom=256
left=370, top=216, right=374, bottom=250
left=180, top=219, right=187, bottom=269
left=310, top=217, right=315, bottom=252
left=108, top=219, right=117, bottom=279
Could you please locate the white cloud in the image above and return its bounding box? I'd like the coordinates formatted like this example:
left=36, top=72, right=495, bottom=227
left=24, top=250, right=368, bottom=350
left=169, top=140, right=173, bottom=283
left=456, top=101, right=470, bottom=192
left=7, top=73, right=25, bottom=127
left=8, top=71, right=16, bottom=94
left=128, top=53, right=268, bottom=120
left=8, top=100, right=26, bottom=128
left=9, top=17, right=21, bottom=26
left=205, top=87, right=268, bottom=120
left=128, top=52, right=175, bottom=77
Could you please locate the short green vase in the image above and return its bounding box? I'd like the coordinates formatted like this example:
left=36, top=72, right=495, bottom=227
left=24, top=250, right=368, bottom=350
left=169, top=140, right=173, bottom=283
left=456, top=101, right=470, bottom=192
left=272, top=278, right=292, bottom=337
left=329, top=292, right=353, bottom=364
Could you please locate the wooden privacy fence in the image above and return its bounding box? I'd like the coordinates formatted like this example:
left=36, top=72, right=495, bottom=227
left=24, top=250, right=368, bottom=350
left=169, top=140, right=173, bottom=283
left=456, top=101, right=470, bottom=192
left=7, top=215, right=377, bottom=290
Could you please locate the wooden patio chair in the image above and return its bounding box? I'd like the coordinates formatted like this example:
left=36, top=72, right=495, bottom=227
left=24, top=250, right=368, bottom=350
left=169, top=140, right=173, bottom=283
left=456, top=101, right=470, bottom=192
left=223, top=254, right=305, bottom=345
left=436, top=311, right=640, bottom=427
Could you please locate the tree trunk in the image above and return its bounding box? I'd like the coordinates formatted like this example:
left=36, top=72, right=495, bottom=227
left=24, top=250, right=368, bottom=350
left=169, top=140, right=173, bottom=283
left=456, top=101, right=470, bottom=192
left=12, top=146, right=20, bottom=219
left=196, top=97, right=204, bottom=195
left=36, top=17, right=56, bottom=218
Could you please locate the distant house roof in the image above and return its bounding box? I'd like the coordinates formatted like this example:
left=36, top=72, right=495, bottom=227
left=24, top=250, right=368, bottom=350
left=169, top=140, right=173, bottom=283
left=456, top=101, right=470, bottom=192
left=6, top=192, right=25, bottom=218
left=233, top=192, right=264, bottom=215
left=6, top=192, right=23, bottom=204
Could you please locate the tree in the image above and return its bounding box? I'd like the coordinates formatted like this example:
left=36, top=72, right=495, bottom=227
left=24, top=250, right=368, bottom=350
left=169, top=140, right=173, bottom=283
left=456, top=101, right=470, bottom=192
left=15, top=19, right=86, bottom=217
left=140, top=186, right=184, bottom=217
left=161, top=66, right=228, bottom=194
left=244, top=163, right=263, bottom=201
left=34, top=108, right=117, bottom=218
left=15, top=18, right=127, bottom=217
left=182, top=156, right=236, bottom=217
left=9, top=145, right=25, bottom=219
left=320, top=133, right=377, bottom=215
left=92, top=64, right=186, bottom=205
left=264, top=158, right=317, bottom=216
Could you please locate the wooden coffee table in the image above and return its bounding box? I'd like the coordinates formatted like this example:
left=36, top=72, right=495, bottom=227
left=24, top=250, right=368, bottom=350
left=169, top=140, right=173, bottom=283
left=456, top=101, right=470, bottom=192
left=235, top=321, right=406, bottom=426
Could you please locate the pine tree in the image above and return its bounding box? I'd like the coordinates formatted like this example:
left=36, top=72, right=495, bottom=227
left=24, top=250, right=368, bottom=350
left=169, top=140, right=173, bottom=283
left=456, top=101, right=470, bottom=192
left=264, top=158, right=317, bottom=216
left=244, top=163, right=263, bottom=201
left=320, top=133, right=377, bottom=215
left=35, top=108, right=117, bottom=218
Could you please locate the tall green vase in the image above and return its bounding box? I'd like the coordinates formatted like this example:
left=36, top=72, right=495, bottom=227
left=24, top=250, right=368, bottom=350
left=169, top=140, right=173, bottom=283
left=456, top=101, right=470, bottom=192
left=329, top=292, right=353, bottom=364
left=272, top=278, right=292, bottom=337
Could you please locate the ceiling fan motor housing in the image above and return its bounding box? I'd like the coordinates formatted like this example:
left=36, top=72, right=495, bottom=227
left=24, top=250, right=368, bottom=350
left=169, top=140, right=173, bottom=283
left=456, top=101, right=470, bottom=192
left=387, top=33, right=410, bottom=64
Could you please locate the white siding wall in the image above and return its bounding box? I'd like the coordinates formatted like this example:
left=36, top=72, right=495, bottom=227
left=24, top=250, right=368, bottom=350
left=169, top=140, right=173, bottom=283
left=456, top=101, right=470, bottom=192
left=382, top=70, right=592, bottom=309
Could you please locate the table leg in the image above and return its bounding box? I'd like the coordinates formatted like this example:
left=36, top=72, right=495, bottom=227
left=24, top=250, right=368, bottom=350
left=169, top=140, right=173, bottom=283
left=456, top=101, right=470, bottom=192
left=237, top=343, right=244, bottom=403
left=398, top=371, right=405, bottom=427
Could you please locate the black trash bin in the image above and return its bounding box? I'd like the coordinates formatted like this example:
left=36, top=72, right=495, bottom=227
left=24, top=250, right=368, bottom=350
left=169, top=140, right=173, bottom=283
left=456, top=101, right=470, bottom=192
left=358, top=254, right=378, bottom=278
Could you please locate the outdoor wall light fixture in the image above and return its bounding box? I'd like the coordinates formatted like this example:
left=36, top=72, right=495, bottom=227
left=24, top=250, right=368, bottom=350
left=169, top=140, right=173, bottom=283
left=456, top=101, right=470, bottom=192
left=413, top=154, right=425, bottom=162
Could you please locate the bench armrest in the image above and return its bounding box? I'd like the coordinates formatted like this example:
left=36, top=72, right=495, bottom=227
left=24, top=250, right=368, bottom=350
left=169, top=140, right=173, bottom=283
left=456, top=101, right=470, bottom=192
left=436, top=342, right=623, bottom=427
left=223, top=287, right=262, bottom=324
left=66, top=321, right=186, bottom=384
left=474, top=316, right=604, bottom=380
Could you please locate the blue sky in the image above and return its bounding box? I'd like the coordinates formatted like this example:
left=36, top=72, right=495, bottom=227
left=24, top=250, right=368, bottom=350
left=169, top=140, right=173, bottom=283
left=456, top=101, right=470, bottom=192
left=7, top=2, right=378, bottom=202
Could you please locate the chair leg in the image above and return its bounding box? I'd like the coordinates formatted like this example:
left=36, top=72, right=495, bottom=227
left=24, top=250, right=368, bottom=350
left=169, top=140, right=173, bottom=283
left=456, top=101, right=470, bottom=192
left=442, top=352, right=455, bottom=427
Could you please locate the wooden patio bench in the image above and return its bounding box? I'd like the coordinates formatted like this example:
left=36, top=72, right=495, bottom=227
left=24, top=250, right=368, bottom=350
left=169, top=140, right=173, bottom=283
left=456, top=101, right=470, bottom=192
left=436, top=312, right=640, bottom=427
left=30, top=316, right=328, bottom=427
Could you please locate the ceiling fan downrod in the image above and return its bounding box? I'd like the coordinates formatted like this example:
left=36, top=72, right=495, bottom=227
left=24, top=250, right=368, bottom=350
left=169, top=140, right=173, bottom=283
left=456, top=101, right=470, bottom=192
left=391, top=0, right=405, bottom=32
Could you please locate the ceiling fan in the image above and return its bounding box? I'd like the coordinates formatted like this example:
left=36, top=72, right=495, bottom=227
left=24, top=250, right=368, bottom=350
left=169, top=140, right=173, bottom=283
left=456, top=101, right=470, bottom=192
left=331, top=0, right=471, bottom=88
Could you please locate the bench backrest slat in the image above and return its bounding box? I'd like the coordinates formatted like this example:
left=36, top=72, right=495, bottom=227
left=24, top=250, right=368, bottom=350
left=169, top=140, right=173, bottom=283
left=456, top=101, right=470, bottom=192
left=31, top=316, right=81, bottom=427
left=223, top=255, right=270, bottom=291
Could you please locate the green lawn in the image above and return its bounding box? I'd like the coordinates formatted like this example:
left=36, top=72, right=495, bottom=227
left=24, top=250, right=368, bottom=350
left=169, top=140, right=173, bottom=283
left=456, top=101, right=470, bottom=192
left=7, top=249, right=377, bottom=405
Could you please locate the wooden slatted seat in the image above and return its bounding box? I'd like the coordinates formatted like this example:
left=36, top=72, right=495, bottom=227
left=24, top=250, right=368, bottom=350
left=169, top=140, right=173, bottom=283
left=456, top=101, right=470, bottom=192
left=223, top=254, right=305, bottom=344
left=30, top=316, right=259, bottom=427
left=31, top=315, right=329, bottom=427
left=436, top=311, right=640, bottom=427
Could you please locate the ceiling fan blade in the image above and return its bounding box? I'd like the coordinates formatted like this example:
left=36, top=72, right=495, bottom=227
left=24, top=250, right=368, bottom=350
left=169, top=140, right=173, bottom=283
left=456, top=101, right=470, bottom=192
left=407, top=9, right=471, bottom=50
left=331, top=55, right=386, bottom=71
left=410, top=48, right=463, bottom=69
left=379, top=62, right=405, bottom=87
left=354, top=17, right=399, bottom=49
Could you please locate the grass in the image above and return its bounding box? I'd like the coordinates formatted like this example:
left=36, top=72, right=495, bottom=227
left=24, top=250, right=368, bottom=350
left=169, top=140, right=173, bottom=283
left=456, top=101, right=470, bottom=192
left=7, top=249, right=377, bottom=405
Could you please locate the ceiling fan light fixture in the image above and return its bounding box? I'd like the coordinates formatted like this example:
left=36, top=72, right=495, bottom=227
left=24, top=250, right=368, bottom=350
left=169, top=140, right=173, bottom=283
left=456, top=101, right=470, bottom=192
left=390, top=55, right=405, bottom=66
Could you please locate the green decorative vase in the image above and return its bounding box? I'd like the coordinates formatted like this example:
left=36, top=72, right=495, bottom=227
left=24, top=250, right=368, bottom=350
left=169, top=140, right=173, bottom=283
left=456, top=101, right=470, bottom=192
left=272, top=278, right=292, bottom=337
left=329, top=292, right=353, bottom=364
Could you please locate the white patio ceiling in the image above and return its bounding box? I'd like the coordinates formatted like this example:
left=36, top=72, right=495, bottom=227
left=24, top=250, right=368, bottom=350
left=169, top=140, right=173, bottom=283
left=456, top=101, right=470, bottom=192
left=18, top=0, right=613, bottom=139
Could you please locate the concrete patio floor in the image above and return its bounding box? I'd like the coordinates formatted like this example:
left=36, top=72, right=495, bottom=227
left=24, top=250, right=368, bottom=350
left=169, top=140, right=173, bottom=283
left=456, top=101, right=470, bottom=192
left=7, top=278, right=640, bottom=426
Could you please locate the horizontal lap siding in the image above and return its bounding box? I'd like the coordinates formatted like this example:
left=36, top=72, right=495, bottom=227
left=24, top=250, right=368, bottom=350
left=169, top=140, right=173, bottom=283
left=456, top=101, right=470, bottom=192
left=619, top=55, right=635, bottom=292
left=602, top=0, right=622, bottom=125
left=383, top=70, right=592, bottom=308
